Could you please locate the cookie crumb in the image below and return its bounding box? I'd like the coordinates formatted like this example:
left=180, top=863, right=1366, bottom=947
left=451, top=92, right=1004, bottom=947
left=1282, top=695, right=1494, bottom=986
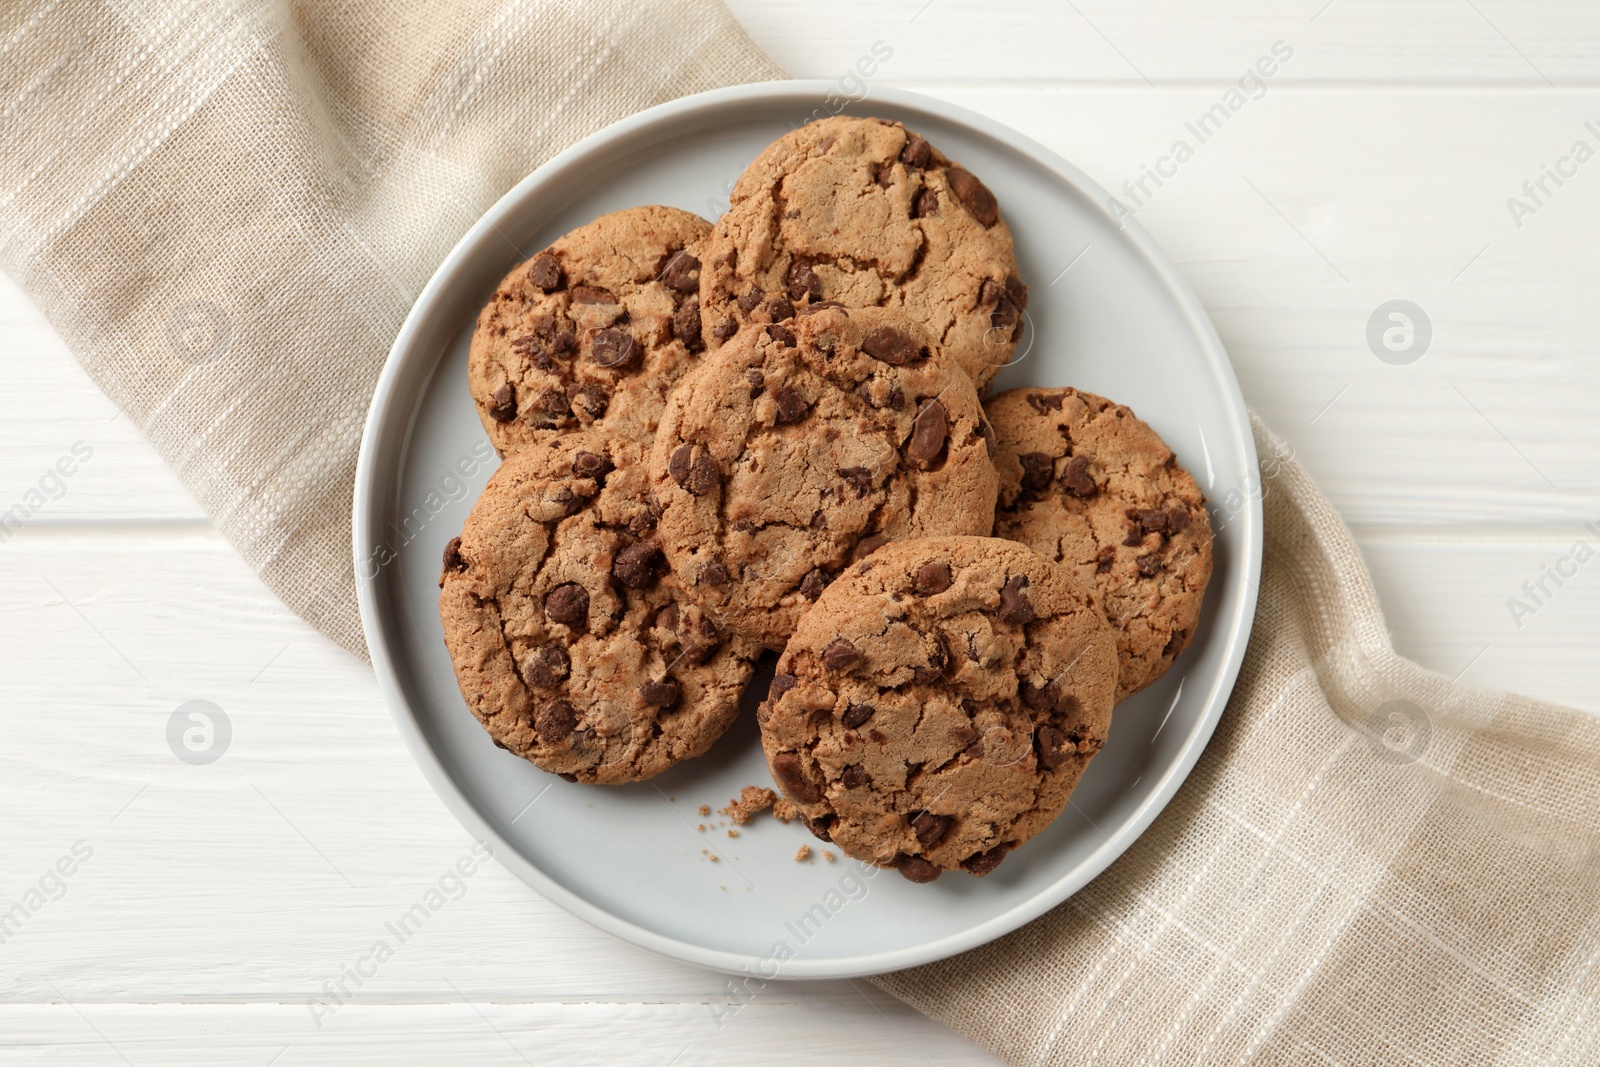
left=727, top=829, right=740, bottom=838
left=794, top=845, right=812, bottom=862
left=698, top=804, right=711, bottom=816
left=720, top=785, right=778, bottom=825
left=710, top=854, right=720, bottom=863
left=824, top=851, right=836, bottom=862
left=697, top=824, right=706, bottom=832
left=773, top=798, right=801, bottom=823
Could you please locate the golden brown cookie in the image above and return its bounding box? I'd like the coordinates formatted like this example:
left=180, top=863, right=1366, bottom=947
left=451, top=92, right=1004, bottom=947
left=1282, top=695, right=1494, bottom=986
left=438, top=432, right=758, bottom=783
left=649, top=306, right=1000, bottom=651
left=987, top=387, right=1212, bottom=700
left=700, top=116, right=1027, bottom=390
left=757, top=536, right=1118, bottom=883
left=468, top=206, right=710, bottom=454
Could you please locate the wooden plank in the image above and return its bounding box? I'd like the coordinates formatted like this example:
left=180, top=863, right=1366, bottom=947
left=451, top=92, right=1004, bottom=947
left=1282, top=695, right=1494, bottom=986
left=6, top=88, right=1600, bottom=527
left=725, top=0, right=1600, bottom=86
left=0, top=1000, right=998, bottom=1065
left=1, top=530, right=1593, bottom=1006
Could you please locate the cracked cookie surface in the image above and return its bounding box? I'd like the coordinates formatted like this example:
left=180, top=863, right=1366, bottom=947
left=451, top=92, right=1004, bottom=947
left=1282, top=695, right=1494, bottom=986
left=756, top=536, right=1117, bottom=882
left=648, top=305, right=999, bottom=652
left=701, top=116, right=1026, bottom=390
left=987, top=387, right=1213, bottom=700
left=439, top=432, right=758, bottom=783
left=468, top=206, right=711, bottom=454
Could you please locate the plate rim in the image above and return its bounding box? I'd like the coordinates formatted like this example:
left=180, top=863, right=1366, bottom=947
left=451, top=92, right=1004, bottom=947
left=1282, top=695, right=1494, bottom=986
left=353, top=79, right=1263, bottom=979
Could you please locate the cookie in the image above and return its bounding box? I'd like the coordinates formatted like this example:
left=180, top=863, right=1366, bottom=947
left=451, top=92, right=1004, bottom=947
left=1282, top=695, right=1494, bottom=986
left=439, top=432, right=758, bottom=783
left=756, top=536, right=1118, bottom=883
left=986, top=387, right=1212, bottom=700
left=700, top=116, right=1027, bottom=390
left=649, top=306, right=1000, bottom=651
left=468, top=206, right=711, bottom=454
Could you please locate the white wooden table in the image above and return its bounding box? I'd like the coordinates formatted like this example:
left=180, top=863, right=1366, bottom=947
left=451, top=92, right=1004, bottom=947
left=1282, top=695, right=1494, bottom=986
left=5, top=3, right=1599, bottom=1063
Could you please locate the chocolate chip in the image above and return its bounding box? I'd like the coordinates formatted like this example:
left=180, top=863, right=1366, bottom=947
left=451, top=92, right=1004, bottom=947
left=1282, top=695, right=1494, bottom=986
left=1026, top=391, right=1064, bottom=413
left=672, top=298, right=703, bottom=351
left=797, top=300, right=845, bottom=316
left=766, top=297, right=794, bottom=322
left=1035, top=724, right=1069, bottom=770
left=590, top=327, right=637, bottom=369
left=1123, top=523, right=1145, bottom=547
left=771, top=752, right=821, bottom=804
left=659, top=251, right=700, bottom=293
left=570, top=383, right=608, bottom=420
left=1062, top=455, right=1097, bottom=498
left=571, top=284, right=616, bottom=304
left=906, top=399, right=949, bottom=468
left=978, top=418, right=997, bottom=458
left=746, top=368, right=765, bottom=397
left=737, top=288, right=765, bottom=313
left=527, top=253, right=563, bottom=292
left=1132, top=507, right=1170, bottom=534
left=839, top=466, right=874, bottom=498
left=841, top=765, right=868, bottom=789
left=787, top=259, right=821, bottom=302
left=1021, top=679, right=1060, bottom=713
left=1163, top=629, right=1186, bottom=658
left=640, top=678, right=681, bottom=708
left=542, top=583, right=589, bottom=630
left=535, top=700, right=577, bottom=744
left=1005, top=275, right=1028, bottom=309
left=979, top=278, right=1003, bottom=305
left=873, top=163, right=895, bottom=189
left=896, top=854, right=942, bottom=883
left=712, top=320, right=738, bottom=344
left=853, top=534, right=890, bottom=562
left=1136, top=553, right=1164, bottom=577
left=487, top=383, right=517, bottom=423
left=572, top=450, right=613, bottom=481
left=961, top=844, right=1010, bottom=876
left=822, top=637, right=863, bottom=672
left=802, top=815, right=834, bottom=842
left=998, top=575, right=1035, bottom=625
left=773, top=386, right=808, bottom=424
left=913, top=188, right=938, bottom=218
left=526, top=644, right=570, bottom=687
left=769, top=673, right=798, bottom=699
left=991, top=297, right=1020, bottom=331
left=1096, top=546, right=1116, bottom=573
left=841, top=702, right=874, bottom=729
left=861, top=326, right=922, bottom=365
left=612, top=541, right=665, bottom=589
left=1166, top=507, right=1192, bottom=533
left=901, top=135, right=932, bottom=169
left=913, top=560, right=952, bottom=595
left=767, top=324, right=796, bottom=348
left=799, top=568, right=831, bottom=600
left=700, top=561, right=730, bottom=587
left=668, top=444, right=720, bottom=496
left=442, top=536, right=467, bottom=574
left=808, top=510, right=827, bottom=531
left=910, top=812, right=953, bottom=848
left=946, top=167, right=999, bottom=227
left=529, top=386, right=571, bottom=428
left=1019, top=451, right=1054, bottom=491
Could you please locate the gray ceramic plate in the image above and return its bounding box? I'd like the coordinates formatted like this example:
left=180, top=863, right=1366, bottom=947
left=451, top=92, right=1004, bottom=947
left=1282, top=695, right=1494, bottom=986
left=354, top=81, right=1261, bottom=979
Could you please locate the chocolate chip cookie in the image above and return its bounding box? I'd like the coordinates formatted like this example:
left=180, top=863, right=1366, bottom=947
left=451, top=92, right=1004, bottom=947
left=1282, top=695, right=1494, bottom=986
left=649, top=306, right=1000, bottom=651
left=757, top=536, right=1117, bottom=883
left=701, top=116, right=1027, bottom=390
left=468, top=206, right=711, bottom=454
left=439, top=433, right=758, bottom=783
left=987, top=388, right=1212, bottom=700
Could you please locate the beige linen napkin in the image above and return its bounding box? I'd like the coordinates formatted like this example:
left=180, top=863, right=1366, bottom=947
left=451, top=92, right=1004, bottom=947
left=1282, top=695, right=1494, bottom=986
left=0, top=0, right=781, bottom=655
left=7, top=8, right=1600, bottom=1063
left=876, top=416, right=1600, bottom=1065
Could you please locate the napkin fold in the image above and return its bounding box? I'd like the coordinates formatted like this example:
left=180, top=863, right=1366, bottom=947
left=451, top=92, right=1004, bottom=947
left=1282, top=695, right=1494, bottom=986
left=0, top=0, right=781, bottom=655
left=6, top=5, right=1599, bottom=1063
left=875, top=415, right=1600, bottom=1065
